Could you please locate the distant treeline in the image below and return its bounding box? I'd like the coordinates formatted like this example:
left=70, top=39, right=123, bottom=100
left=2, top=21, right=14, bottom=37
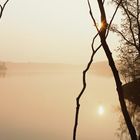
left=0, top=61, right=7, bottom=70
left=0, top=61, right=7, bottom=77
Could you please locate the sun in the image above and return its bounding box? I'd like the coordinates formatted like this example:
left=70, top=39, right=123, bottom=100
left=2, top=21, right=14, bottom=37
left=98, top=22, right=103, bottom=29
left=98, top=105, right=105, bottom=116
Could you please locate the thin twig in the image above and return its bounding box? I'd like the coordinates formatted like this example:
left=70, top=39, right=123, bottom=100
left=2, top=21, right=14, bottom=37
left=87, top=0, right=100, bottom=33
left=73, top=33, right=101, bottom=140
left=73, top=1, right=102, bottom=140
left=114, top=29, right=136, bottom=47
left=0, top=0, right=10, bottom=19
left=121, top=3, right=138, bottom=50
left=106, top=0, right=122, bottom=37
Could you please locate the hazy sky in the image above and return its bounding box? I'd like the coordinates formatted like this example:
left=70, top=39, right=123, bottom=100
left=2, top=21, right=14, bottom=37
left=0, top=0, right=121, bottom=63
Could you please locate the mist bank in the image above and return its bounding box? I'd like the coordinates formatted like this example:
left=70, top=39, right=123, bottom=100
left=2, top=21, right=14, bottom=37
left=4, top=61, right=113, bottom=77
left=0, top=61, right=119, bottom=140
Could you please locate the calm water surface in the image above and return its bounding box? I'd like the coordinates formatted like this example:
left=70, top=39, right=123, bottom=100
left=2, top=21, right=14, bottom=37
left=0, top=63, right=121, bottom=140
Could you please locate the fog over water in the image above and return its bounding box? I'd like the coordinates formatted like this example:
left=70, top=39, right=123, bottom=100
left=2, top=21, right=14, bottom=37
left=0, top=62, right=121, bottom=140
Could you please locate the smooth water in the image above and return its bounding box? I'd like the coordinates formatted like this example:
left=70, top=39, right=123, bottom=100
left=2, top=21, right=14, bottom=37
left=0, top=63, right=121, bottom=140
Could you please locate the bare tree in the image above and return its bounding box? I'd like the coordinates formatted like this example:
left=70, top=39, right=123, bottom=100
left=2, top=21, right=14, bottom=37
left=110, top=1, right=140, bottom=138
left=73, top=0, right=137, bottom=140
left=92, top=0, right=137, bottom=139
left=111, top=0, right=140, bottom=84
left=117, top=46, right=138, bottom=83
left=111, top=0, right=140, bottom=55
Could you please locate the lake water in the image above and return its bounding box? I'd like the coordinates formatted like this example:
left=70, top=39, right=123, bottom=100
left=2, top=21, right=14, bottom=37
left=0, top=63, right=122, bottom=140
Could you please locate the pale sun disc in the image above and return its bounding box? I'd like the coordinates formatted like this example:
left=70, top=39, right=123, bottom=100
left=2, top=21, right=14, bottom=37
left=98, top=105, right=105, bottom=116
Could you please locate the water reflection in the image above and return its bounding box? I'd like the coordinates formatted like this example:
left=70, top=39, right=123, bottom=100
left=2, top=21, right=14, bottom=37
left=115, top=101, right=140, bottom=140
left=0, top=62, right=120, bottom=140
left=0, top=62, right=7, bottom=78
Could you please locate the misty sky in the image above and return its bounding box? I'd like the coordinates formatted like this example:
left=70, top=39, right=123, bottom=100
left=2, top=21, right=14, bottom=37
left=0, top=0, right=121, bottom=63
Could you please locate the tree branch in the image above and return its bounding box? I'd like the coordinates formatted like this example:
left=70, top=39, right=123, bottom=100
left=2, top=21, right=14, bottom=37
left=87, top=0, right=100, bottom=33
left=0, top=0, right=10, bottom=19
left=73, top=32, right=101, bottom=140
left=106, top=0, right=122, bottom=38
left=114, top=28, right=136, bottom=47
left=121, top=3, right=139, bottom=52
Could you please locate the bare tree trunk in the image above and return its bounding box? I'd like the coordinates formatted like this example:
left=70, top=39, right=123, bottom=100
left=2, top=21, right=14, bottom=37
left=100, top=37, right=137, bottom=140
left=97, top=0, right=137, bottom=139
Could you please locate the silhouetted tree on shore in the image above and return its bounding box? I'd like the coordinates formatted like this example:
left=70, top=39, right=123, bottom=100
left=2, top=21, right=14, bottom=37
left=73, top=0, right=137, bottom=140
left=111, top=1, right=140, bottom=139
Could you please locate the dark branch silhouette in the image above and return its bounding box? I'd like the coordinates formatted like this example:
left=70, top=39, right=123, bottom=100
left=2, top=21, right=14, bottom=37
left=121, top=3, right=138, bottom=51
left=96, top=0, right=137, bottom=139
left=73, top=31, right=101, bottom=140
left=112, top=0, right=140, bottom=54
left=87, top=0, right=100, bottom=33
left=73, top=0, right=122, bottom=140
left=111, top=27, right=136, bottom=47
left=105, top=0, right=122, bottom=37
left=0, top=0, right=9, bottom=19
left=73, top=0, right=138, bottom=140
